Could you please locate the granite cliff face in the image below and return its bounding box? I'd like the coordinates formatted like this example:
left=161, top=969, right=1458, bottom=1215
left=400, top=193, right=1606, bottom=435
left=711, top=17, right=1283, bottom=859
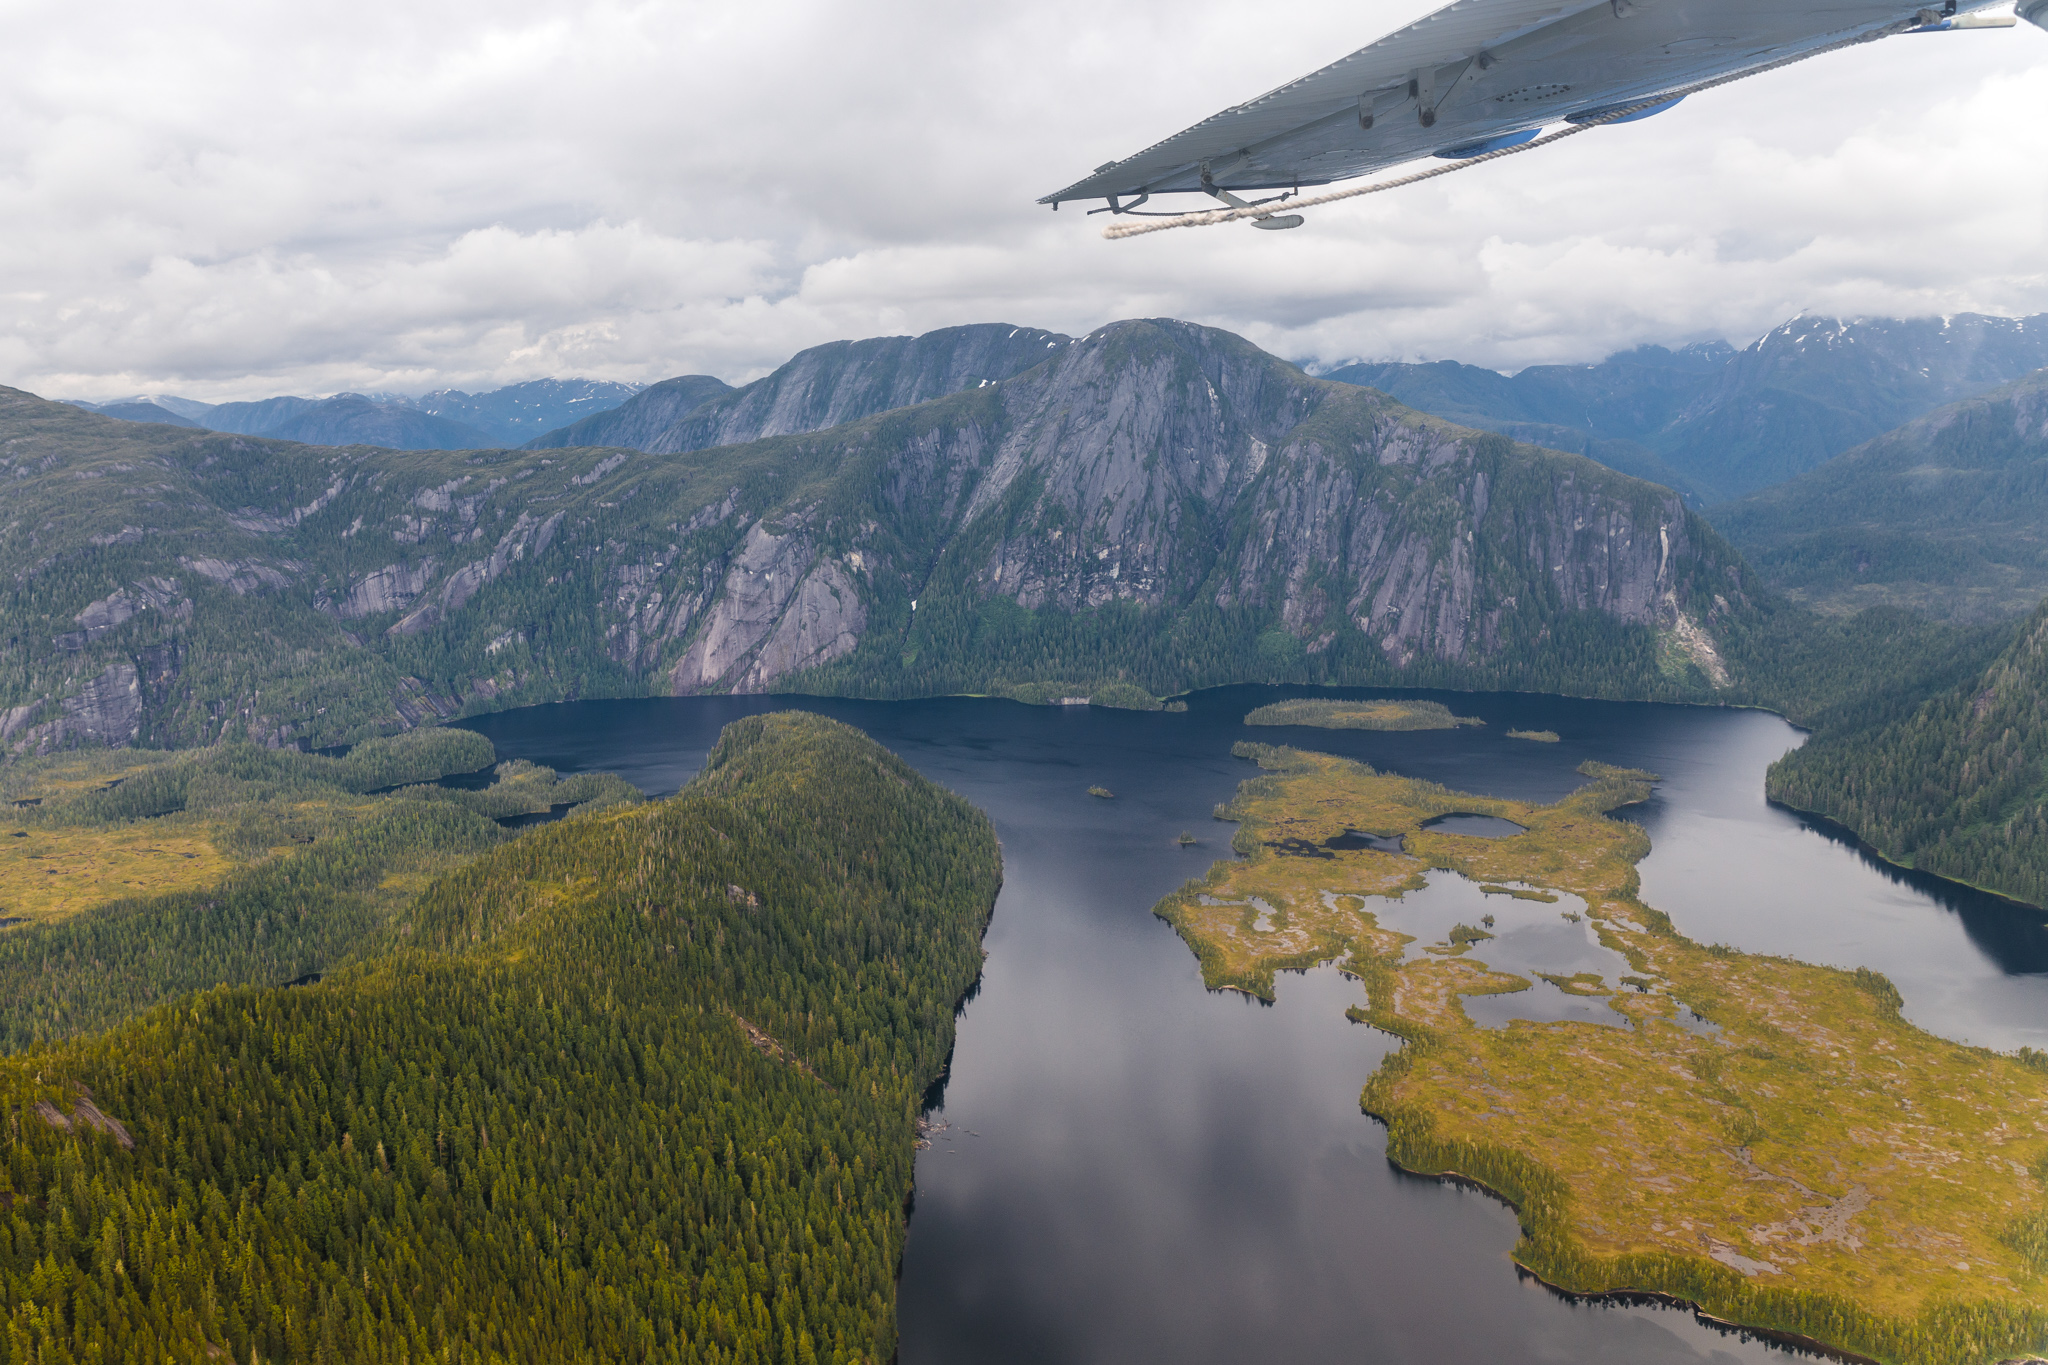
left=648, top=320, right=1743, bottom=697
left=527, top=323, right=1072, bottom=454
left=0, top=319, right=1758, bottom=753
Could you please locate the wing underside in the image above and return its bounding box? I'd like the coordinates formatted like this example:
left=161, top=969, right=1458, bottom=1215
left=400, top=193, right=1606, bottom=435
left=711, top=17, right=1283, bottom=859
left=1041, top=0, right=1966, bottom=206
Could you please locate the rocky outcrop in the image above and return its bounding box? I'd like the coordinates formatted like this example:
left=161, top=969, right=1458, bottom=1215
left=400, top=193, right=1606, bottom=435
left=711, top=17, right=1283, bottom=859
left=652, top=324, right=1073, bottom=455
left=667, top=525, right=866, bottom=692
left=387, top=512, right=563, bottom=635
left=737, top=558, right=866, bottom=691
left=10, top=663, right=143, bottom=754
left=797, top=320, right=1739, bottom=680
left=55, top=577, right=187, bottom=649
left=330, top=561, right=438, bottom=618
left=182, top=558, right=294, bottom=594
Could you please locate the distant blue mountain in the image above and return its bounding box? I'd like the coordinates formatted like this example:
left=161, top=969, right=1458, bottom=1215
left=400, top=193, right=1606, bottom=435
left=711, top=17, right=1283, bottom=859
left=418, top=379, right=644, bottom=445
left=70, top=379, right=645, bottom=451
left=1325, top=313, right=2048, bottom=502
left=83, top=400, right=206, bottom=429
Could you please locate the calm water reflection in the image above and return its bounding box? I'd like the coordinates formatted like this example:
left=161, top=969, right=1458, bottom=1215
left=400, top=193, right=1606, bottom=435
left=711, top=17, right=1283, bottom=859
left=464, top=685, right=2048, bottom=1364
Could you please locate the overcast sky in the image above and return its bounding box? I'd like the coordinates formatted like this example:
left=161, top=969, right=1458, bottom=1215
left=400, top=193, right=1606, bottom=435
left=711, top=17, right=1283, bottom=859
left=2, top=0, right=2044, bottom=401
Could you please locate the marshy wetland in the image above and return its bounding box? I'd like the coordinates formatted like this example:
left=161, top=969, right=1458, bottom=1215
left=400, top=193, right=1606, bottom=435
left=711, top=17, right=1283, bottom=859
left=446, top=685, right=2048, bottom=1363
left=1161, top=743, right=2048, bottom=1364
left=1245, top=696, right=1483, bottom=731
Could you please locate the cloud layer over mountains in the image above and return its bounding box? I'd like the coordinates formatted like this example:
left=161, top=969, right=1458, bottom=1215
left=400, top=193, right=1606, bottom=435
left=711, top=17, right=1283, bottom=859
left=3, top=0, right=2045, bottom=400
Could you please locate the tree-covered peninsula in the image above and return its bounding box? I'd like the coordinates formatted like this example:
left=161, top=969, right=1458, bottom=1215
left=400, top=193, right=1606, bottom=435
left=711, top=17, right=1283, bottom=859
left=1156, top=742, right=2048, bottom=1365
left=0, top=712, right=1001, bottom=1364
left=1769, top=600, right=2048, bottom=909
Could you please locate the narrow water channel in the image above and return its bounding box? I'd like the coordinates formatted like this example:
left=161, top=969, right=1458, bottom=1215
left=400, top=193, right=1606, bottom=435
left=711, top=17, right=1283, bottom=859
left=465, top=684, right=2048, bottom=1364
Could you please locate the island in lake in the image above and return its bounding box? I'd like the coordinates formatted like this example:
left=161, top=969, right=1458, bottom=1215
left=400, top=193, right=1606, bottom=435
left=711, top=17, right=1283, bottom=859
left=1244, top=698, right=1483, bottom=731
left=1157, top=742, right=2048, bottom=1365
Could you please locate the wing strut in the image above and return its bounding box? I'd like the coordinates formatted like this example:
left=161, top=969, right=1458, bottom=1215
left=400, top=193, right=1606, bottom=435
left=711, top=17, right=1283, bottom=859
left=1103, top=18, right=1920, bottom=241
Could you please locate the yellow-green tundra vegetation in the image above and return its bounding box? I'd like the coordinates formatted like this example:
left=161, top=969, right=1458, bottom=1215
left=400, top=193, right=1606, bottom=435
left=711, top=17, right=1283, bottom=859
left=1243, top=697, right=1483, bottom=731
left=1157, top=742, right=2048, bottom=1365
left=0, top=736, right=632, bottom=927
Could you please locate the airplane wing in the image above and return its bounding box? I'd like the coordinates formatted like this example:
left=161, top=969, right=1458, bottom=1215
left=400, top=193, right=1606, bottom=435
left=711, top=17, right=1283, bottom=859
left=1041, top=0, right=2021, bottom=210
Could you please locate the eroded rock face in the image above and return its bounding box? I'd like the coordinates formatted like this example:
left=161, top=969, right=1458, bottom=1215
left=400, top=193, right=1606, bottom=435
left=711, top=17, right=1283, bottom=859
left=844, top=320, right=1730, bottom=676
left=182, top=557, right=294, bottom=595
left=657, top=325, right=1073, bottom=455
left=10, top=663, right=143, bottom=753
left=634, top=319, right=1741, bottom=695
left=333, top=561, right=438, bottom=619
left=0, top=318, right=1754, bottom=750
left=738, top=558, right=866, bottom=691
left=387, top=512, right=563, bottom=636
left=55, top=578, right=187, bottom=650
left=667, top=525, right=865, bottom=693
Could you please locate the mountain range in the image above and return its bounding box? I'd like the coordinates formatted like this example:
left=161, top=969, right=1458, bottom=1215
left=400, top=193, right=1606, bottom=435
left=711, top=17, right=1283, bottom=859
left=0, top=318, right=1772, bottom=755
left=70, top=378, right=645, bottom=450
left=1327, top=313, right=2048, bottom=504
left=1714, top=367, right=2048, bottom=622
left=14, top=310, right=2048, bottom=904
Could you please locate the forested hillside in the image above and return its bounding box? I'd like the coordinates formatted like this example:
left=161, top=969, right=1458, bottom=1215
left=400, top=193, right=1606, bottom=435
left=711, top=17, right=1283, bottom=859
left=0, top=712, right=1001, bottom=1364
left=1, top=319, right=1783, bottom=755
left=1770, top=602, right=2048, bottom=906
left=1714, top=367, right=2048, bottom=621
left=1329, top=312, right=2048, bottom=502
left=0, top=728, right=638, bottom=1047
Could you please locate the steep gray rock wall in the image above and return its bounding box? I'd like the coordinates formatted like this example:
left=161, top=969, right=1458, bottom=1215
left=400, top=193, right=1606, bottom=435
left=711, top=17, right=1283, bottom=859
left=915, top=322, right=1726, bottom=673
left=648, top=324, right=1074, bottom=455
left=591, top=320, right=1745, bottom=698
left=0, top=319, right=1761, bottom=755
left=10, top=663, right=144, bottom=754
left=526, top=323, right=1073, bottom=456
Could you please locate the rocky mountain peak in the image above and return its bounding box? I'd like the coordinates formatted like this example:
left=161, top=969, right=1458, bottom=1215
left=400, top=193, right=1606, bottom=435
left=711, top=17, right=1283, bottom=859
left=529, top=322, right=1075, bottom=455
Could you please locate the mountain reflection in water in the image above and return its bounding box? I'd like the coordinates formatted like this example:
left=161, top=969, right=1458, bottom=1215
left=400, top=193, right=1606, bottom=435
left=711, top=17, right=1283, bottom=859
left=1782, top=805, right=2048, bottom=976
left=465, top=684, right=2047, bottom=1365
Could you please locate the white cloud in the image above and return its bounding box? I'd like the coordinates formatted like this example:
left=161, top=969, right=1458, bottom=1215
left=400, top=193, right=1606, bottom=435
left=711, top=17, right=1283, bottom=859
left=2, top=0, right=2044, bottom=400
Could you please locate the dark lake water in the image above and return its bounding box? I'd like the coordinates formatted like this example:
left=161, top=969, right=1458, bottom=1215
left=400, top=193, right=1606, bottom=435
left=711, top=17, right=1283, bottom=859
left=464, top=685, right=2048, bottom=1365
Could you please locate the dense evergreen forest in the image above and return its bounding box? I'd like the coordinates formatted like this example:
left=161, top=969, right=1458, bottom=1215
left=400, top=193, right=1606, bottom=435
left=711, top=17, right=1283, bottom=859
left=0, top=712, right=1001, bottom=1363
left=1771, top=601, right=2048, bottom=907
left=0, top=730, right=638, bottom=1050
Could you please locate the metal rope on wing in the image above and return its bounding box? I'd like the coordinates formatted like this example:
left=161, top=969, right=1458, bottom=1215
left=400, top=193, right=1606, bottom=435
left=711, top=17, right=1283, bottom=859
left=1100, top=27, right=1889, bottom=241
